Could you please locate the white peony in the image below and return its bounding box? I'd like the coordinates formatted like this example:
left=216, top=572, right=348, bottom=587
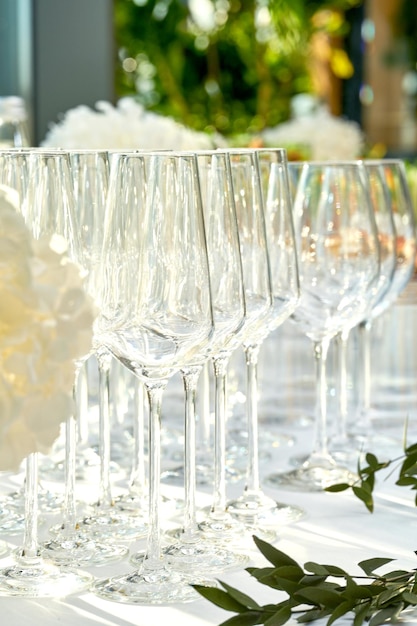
left=261, top=103, right=364, bottom=161
left=42, top=98, right=227, bottom=150
left=0, top=186, right=96, bottom=471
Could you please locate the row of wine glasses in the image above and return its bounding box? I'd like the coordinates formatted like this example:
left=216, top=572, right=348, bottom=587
left=0, top=147, right=283, bottom=603
left=0, top=147, right=414, bottom=605
left=266, top=158, right=415, bottom=491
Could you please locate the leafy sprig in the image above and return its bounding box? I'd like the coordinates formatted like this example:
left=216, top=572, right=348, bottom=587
left=325, top=441, right=417, bottom=512
left=194, top=536, right=417, bottom=626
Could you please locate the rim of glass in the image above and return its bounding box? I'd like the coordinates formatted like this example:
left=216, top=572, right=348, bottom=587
left=288, top=159, right=365, bottom=166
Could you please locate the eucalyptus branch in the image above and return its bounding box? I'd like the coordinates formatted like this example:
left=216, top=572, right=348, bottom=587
left=194, top=536, right=417, bottom=626
left=325, top=435, right=417, bottom=512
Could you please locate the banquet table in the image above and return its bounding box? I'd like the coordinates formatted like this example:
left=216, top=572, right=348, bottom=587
left=1, top=281, right=417, bottom=626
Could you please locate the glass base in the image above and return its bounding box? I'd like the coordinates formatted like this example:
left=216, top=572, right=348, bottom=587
left=113, top=492, right=149, bottom=515
left=198, top=510, right=246, bottom=541
left=161, top=462, right=243, bottom=486
left=39, top=446, right=102, bottom=482
left=94, top=563, right=213, bottom=605
left=7, top=487, right=65, bottom=514
left=76, top=508, right=148, bottom=541
left=0, top=504, right=27, bottom=536
left=227, top=492, right=305, bottom=526
left=114, top=490, right=180, bottom=518
left=228, top=428, right=295, bottom=452
left=328, top=438, right=366, bottom=469
left=42, top=532, right=129, bottom=567
left=350, top=431, right=403, bottom=460
left=266, top=454, right=357, bottom=492
left=0, top=556, right=93, bottom=597
left=163, top=533, right=249, bottom=573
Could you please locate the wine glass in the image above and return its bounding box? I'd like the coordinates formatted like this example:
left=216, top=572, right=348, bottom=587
left=0, top=150, right=35, bottom=537
left=93, top=151, right=215, bottom=604
left=64, top=155, right=148, bottom=543
left=156, top=150, right=249, bottom=573
left=197, top=148, right=275, bottom=543
left=329, top=159, right=397, bottom=462
left=266, top=161, right=380, bottom=492
left=0, top=149, right=94, bottom=597
left=226, top=148, right=303, bottom=528
left=32, top=149, right=134, bottom=566
left=352, top=158, right=417, bottom=438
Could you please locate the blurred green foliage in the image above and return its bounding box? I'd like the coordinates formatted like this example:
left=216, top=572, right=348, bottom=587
left=114, top=0, right=363, bottom=136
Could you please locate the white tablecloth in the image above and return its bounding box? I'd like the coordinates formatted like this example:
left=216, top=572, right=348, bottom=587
left=1, top=282, right=417, bottom=625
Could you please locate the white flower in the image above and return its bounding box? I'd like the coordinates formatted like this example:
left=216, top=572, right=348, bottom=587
left=261, top=104, right=364, bottom=161
left=42, top=98, right=227, bottom=150
left=0, top=186, right=96, bottom=471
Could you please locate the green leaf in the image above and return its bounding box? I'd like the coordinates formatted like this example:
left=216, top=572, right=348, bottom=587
left=395, top=476, right=417, bottom=486
left=304, top=562, right=348, bottom=577
left=296, top=607, right=330, bottom=622
left=324, top=483, right=351, bottom=493
left=219, top=612, right=264, bottom=626
left=265, top=575, right=305, bottom=596
left=368, top=604, right=404, bottom=626
left=294, top=586, right=342, bottom=608
left=357, top=557, right=395, bottom=576
left=247, top=567, right=276, bottom=583
left=376, top=585, right=405, bottom=605
left=402, top=590, right=417, bottom=603
left=353, top=601, right=371, bottom=626
left=248, top=567, right=301, bottom=591
left=327, top=599, right=356, bottom=625
left=299, top=574, right=327, bottom=586
left=263, top=603, right=292, bottom=626
left=362, top=472, right=375, bottom=492
left=219, top=580, right=262, bottom=610
left=365, top=452, right=378, bottom=469
left=344, top=578, right=380, bottom=600
left=352, top=485, right=374, bottom=512
left=272, top=565, right=306, bottom=582
left=383, top=568, right=411, bottom=581
left=399, top=454, right=417, bottom=475
left=252, top=536, right=303, bottom=571
left=192, top=584, right=248, bottom=612
left=405, top=441, right=417, bottom=455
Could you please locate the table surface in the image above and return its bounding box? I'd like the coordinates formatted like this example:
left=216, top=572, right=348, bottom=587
left=1, top=283, right=417, bottom=626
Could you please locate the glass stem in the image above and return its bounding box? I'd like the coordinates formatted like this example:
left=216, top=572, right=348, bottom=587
left=311, top=338, right=331, bottom=458
left=20, top=453, right=40, bottom=563
left=335, top=329, right=350, bottom=442
left=59, top=370, right=82, bottom=536
left=243, top=343, right=261, bottom=494
left=76, top=361, right=89, bottom=447
left=143, top=381, right=166, bottom=569
left=196, top=361, right=211, bottom=453
left=358, top=319, right=373, bottom=434
left=62, top=415, right=77, bottom=534
left=211, top=355, right=230, bottom=517
left=181, top=366, right=202, bottom=539
left=97, top=350, right=113, bottom=509
left=128, top=379, right=147, bottom=500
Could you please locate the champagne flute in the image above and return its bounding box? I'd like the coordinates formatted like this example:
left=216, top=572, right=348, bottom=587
left=266, top=161, right=380, bottom=491
left=93, top=151, right=215, bottom=604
